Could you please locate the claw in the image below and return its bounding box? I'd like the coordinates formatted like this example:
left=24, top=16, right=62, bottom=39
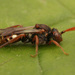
left=30, top=54, right=38, bottom=57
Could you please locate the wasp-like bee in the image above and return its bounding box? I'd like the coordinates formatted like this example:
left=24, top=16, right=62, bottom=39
left=0, top=24, right=75, bottom=57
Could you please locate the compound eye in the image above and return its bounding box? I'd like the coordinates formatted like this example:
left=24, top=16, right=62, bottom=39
left=52, top=28, right=62, bottom=43
left=53, top=32, right=58, bottom=37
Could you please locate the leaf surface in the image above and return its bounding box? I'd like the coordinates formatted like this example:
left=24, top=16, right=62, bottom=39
left=0, top=0, right=75, bottom=75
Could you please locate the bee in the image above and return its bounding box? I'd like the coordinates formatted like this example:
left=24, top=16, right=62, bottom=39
left=0, top=24, right=75, bottom=57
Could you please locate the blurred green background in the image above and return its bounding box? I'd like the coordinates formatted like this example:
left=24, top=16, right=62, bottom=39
left=0, top=0, right=75, bottom=75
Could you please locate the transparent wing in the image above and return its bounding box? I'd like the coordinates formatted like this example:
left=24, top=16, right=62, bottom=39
left=0, top=29, right=5, bottom=35
left=14, top=29, right=43, bottom=34
left=1, top=26, right=34, bottom=36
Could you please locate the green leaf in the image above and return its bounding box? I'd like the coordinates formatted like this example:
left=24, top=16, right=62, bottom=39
left=0, top=0, right=75, bottom=75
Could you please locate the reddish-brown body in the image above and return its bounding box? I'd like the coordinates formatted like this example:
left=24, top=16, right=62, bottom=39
left=0, top=24, right=75, bottom=57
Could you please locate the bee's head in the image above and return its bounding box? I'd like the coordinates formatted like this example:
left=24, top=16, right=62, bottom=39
left=52, top=28, right=62, bottom=43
